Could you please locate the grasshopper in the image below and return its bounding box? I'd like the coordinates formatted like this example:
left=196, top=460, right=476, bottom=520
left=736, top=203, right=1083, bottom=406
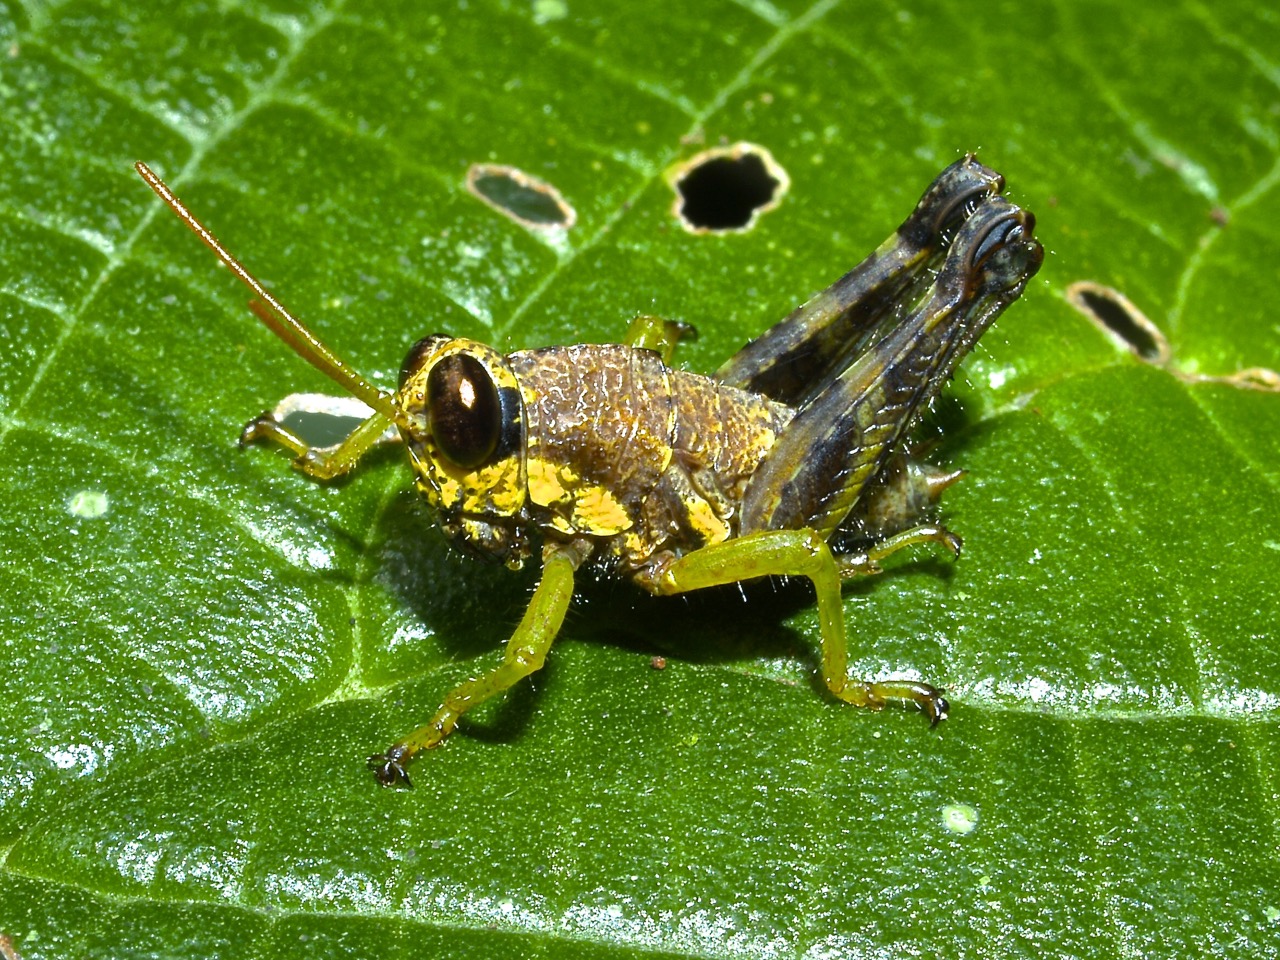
left=136, top=156, right=1043, bottom=788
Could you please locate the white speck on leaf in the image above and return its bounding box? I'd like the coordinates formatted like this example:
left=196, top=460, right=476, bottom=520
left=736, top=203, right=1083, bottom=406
left=67, top=489, right=109, bottom=519
left=942, top=803, right=979, bottom=835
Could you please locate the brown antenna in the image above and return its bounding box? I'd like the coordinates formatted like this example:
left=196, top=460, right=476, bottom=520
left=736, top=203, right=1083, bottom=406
left=135, top=161, right=400, bottom=423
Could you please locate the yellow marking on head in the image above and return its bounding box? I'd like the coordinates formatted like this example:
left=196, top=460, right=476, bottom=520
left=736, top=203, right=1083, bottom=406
left=413, top=437, right=525, bottom=518
left=458, top=453, right=526, bottom=513
left=399, top=336, right=528, bottom=520
left=433, top=468, right=462, bottom=507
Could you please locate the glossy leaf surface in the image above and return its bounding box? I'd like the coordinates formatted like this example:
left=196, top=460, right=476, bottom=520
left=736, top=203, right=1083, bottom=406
left=1, top=2, right=1278, bottom=958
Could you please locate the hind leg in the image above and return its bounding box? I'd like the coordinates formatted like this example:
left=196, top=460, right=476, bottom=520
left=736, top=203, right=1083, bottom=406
left=716, top=155, right=1004, bottom=405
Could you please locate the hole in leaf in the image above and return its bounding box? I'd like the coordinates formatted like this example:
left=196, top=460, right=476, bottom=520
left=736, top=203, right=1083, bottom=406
left=670, top=143, right=789, bottom=233
left=1065, top=281, right=1169, bottom=364
left=466, top=164, right=576, bottom=231
left=1066, top=283, right=1280, bottom=392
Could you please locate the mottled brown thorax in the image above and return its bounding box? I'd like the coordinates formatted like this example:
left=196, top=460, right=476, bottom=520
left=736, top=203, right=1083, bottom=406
left=508, top=344, right=792, bottom=589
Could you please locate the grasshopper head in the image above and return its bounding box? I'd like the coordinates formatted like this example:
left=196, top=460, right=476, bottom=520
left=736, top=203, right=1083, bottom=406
left=397, top=336, right=530, bottom=568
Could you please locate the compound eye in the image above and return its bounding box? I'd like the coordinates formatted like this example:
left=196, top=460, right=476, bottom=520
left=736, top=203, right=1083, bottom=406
left=400, top=335, right=443, bottom=390
left=426, top=353, right=501, bottom=469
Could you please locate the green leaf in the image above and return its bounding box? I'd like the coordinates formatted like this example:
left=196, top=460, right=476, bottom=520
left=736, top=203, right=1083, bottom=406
left=2, top=1, right=1278, bottom=958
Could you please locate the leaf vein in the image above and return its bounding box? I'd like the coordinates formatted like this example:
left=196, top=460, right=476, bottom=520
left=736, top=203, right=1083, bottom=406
left=497, top=0, right=845, bottom=338
left=0, top=1, right=349, bottom=466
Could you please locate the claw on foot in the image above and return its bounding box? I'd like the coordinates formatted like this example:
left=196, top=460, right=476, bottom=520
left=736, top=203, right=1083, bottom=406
left=923, top=690, right=950, bottom=726
left=887, top=680, right=949, bottom=726
left=368, top=744, right=413, bottom=788
left=238, top=412, right=277, bottom=447
left=852, top=679, right=950, bottom=726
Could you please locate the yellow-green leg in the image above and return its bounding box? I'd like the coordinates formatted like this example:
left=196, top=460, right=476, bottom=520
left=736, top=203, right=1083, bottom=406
left=368, top=546, right=579, bottom=787
left=624, top=314, right=697, bottom=364
left=836, top=523, right=963, bottom=577
left=653, top=528, right=950, bottom=724
left=239, top=408, right=394, bottom=480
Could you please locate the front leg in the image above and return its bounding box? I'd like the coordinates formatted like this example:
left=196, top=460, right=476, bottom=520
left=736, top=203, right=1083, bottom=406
left=652, top=530, right=950, bottom=724
left=240, top=406, right=395, bottom=481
